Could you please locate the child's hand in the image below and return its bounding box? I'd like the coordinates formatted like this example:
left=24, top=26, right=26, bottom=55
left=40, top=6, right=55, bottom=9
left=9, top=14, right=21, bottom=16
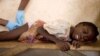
left=56, top=41, right=70, bottom=51
left=72, top=40, right=81, bottom=48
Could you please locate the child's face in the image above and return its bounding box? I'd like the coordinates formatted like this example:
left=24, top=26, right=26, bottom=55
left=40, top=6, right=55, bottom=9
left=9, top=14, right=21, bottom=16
left=72, top=23, right=97, bottom=42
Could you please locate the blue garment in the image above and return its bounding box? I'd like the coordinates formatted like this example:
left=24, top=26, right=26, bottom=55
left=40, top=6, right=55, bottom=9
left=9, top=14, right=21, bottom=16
left=6, top=10, right=24, bottom=30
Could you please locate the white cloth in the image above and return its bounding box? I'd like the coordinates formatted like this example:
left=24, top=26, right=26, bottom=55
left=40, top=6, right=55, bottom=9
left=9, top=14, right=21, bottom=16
left=43, top=19, right=71, bottom=39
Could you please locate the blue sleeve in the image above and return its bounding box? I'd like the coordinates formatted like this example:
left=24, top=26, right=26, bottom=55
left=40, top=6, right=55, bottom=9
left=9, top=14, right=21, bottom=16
left=6, top=10, right=24, bottom=31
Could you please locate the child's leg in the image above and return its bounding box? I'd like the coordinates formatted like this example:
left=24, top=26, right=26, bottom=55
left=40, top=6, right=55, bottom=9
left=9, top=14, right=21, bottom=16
left=0, top=23, right=28, bottom=41
left=18, top=24, right=38, bottom=43
left=0, top=18, right=8, bottom=26
left=18, top=20, right=45, bottom=43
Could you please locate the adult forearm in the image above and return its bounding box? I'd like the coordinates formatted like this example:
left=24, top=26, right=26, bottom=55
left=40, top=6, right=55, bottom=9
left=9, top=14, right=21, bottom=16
left=18, top=0, right=30, bottom=10
left=0, top=23, right=28, bottom=41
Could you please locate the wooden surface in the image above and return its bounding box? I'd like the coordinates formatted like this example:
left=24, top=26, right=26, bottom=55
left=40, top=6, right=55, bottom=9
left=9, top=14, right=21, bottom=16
left=0, top=40, right=100, bottom=56
left=0, top=40, right=100, bottom=51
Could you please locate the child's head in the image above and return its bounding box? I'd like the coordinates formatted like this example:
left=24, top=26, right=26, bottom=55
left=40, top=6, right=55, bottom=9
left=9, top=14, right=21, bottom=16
left=71, top=22, right=99, bottom=42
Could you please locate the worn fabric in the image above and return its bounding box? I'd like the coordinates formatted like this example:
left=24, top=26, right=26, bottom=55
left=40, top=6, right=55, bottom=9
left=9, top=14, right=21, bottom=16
left=43, top=19, right=71, bottom=41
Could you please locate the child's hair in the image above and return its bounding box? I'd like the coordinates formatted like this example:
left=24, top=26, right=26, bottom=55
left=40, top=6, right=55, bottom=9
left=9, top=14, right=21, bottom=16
left=75, top=22, right=99, bottom=36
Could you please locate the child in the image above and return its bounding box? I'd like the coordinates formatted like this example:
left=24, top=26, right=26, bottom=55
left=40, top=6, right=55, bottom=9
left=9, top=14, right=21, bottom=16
left=37, top=21, right=99, bottom=50
left=0, top=0, right=29, bottom=41
left=16, top=19, right=71, bottom=51
left=33, top=21, right=98, bottom=51
left=19, top=19, right=71, bottom=51
left=18, top=18, right=99, bottom=51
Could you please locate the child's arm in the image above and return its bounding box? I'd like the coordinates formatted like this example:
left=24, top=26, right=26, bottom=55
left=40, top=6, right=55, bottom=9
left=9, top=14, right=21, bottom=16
left=18, top=0, right=30, bottom=10
left=37, top=27, right=70, bottom=51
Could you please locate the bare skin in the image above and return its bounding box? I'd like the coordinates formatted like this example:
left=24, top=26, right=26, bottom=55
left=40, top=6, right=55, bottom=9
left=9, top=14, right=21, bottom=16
left=0, top=0, right=29, bottom=41
left=0, top=23, right=28, bottom=41
left=16, top=21, right=99, bottom=50
left=18, top=20, right=45, bottom=43
left=37, top=27, right=70, bottom=51
left=70, top=22, right=99, bottom=48
left=19, top=20, right=70, bottom=51
left=0, top=18, right=8, bottom=26
left=18, top=0, right=30, bottom=10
